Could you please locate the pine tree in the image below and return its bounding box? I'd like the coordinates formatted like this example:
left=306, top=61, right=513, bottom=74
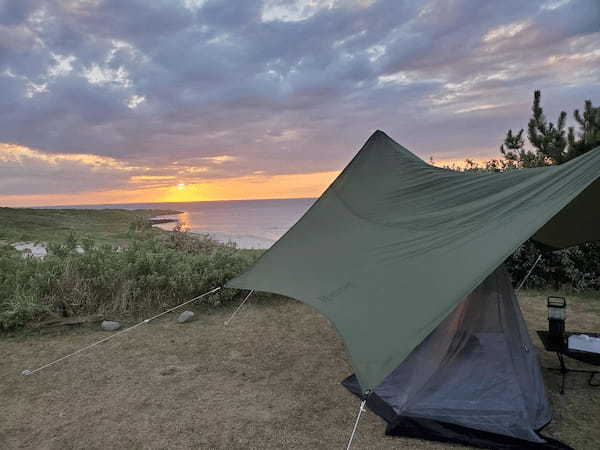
left=496, top=92, right=600, bottom=291
left=568, top=100, right=600, bottom=158
left=575, top=100, right=600, bottom=145
left=526, top=90, right=568, bottom=164
left=500, top=90, right=598, bottom=168
left=500, top=128, right=544, bottom=168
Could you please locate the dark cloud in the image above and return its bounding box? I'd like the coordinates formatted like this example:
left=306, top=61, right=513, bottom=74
left=0, top=0, right=599, bottom=197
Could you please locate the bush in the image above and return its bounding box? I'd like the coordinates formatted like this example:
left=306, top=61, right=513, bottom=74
left=506, top=241, right=600, bottom=291
left=0, top=231, right=260, bottom=330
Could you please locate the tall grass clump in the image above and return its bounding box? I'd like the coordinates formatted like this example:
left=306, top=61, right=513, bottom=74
left=0, top=229, right=260, bottom=330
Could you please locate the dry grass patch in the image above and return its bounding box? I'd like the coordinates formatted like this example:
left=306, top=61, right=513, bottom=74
left=1, top=293, right=599, bottom=449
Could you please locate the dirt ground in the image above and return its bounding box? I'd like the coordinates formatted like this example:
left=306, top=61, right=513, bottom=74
left=1, top=292, right=599, bottom=449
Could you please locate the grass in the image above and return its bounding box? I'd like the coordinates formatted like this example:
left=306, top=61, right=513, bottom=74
left=0, top=208, right=261, bottom=330
left=0, top=230, right=260, bottom=330
left=0, top=207, right=181, bottom=246
left=518, top=292, right=600, bottom=450
left=1, top=291, right=599, bottom=449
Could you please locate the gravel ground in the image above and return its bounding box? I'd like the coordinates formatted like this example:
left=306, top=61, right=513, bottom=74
left=1, top=293, right=599, bottom=449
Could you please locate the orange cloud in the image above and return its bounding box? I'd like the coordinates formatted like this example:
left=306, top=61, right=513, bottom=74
left=0, top=143, right=131, bottom=170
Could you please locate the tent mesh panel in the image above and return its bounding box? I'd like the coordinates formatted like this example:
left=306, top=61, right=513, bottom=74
left=343, top=265, right=570, bottom=449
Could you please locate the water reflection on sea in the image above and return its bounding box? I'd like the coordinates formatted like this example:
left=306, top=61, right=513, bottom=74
left=69, top=198, right=316, bottom=249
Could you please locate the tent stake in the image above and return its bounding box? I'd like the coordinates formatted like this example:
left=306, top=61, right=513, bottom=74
left=224, top=289, right=254, bottom=325
left=346, top=399, right=366, bottom=450
left=516, top=254, right=543, bottom=292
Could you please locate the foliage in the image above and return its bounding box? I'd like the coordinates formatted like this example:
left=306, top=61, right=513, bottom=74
left=460, top=157, right=518, bottom=173
left=446, top=91, right=600, bottom=291
left=500, top=90, right=600, bottom=168
left=499, top=90, right=600, bottom=291
left=128, top=215, right=152, bottom=232
left=568, top=99, right=600, bottom=158
left=500, top=128, right=546, bottom=168
left=527, top=90, right=569, bottom=164
left=506, top=241, right=600, bottom=292
left=0, top=229, right=260, bottom=330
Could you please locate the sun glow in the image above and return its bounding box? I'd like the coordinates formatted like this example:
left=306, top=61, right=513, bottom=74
left=0, top=141, right=343, bottom=206
left=155, top=170, right=340, bottom=203
left=160, top=183, right=203, bottom=202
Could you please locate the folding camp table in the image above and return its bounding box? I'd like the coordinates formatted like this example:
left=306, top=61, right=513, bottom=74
left=537, top=330, right=600, bottom=394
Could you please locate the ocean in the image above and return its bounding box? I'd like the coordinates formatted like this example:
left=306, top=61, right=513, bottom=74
left=53, top=198, right=316, bottom=249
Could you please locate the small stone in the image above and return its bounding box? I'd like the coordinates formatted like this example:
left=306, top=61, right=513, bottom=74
left=176, top=311, right=194, bottom=323
left=101, top=320, right=121, bottom=331
left=159, top=366, right=178, bottom=376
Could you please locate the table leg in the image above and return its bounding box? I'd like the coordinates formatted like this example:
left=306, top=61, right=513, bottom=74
left=557, top=352, right=567, bottom=395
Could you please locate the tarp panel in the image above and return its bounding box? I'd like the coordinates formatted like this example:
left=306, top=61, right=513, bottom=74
left=227, top=130, right=600, bottom=392
left=532, top=178, right=600, bottom=249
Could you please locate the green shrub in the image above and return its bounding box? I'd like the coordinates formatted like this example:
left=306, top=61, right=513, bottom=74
left=506, top=241, right=600, bottom=291
left=0, top=230, right=260, bottom=330
left=0, top=292, right=49, bottom=330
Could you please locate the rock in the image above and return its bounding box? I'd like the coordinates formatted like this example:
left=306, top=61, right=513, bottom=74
left=159, top=366, right=178, bottom=376
left=176, top=311, right=194, bottom=323
left=12, top=242, right=47, bottom=258
left=101, top=320, right=121, bottom=331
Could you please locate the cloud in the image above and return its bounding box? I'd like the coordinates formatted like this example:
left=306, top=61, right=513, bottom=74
left=0, top=0, right=599, bottom=202
left=0, top=143, right=136, bottom=195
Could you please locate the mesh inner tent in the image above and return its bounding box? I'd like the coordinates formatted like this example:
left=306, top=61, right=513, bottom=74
left=342, top=265, right=563, bottom=449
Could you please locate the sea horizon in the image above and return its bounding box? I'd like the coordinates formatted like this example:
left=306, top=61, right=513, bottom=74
left=18, top=196, right=317, bottom=210
left=23, top=197, right=317, bottom=250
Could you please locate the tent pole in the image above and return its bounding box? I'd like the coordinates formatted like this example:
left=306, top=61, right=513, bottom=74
left=224, top=289, right=254, bottom=325
left=516, top=254, right=542, bottom=292
left=345, top=399, right=366, bottom=450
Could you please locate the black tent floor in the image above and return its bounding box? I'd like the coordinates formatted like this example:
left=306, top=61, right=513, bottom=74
left=385, top=415, right=571, bottom=450
left=342, top=375, right=572, bottom=450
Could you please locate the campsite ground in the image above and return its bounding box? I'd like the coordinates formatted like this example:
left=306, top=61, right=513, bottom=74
left=2, top=292, right=599, bottom=449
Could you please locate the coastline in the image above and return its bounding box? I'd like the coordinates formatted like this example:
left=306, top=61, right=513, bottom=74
left=153, top=216, right=275, bottom=249
left=1, top=200, right=310, bottom=252
left=189, top=231, right=274, bottom=249
left=1, top=208, right=184, bottom=256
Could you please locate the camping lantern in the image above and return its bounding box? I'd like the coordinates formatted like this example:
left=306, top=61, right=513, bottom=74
left=547, top=296, right=566, bottom=346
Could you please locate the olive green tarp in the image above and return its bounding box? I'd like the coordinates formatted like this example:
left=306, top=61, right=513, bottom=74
left=227, top=130, right=600, bottom=394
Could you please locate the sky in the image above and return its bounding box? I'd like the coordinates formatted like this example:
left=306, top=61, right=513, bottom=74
left=0, top=0, right=599, bottom=206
